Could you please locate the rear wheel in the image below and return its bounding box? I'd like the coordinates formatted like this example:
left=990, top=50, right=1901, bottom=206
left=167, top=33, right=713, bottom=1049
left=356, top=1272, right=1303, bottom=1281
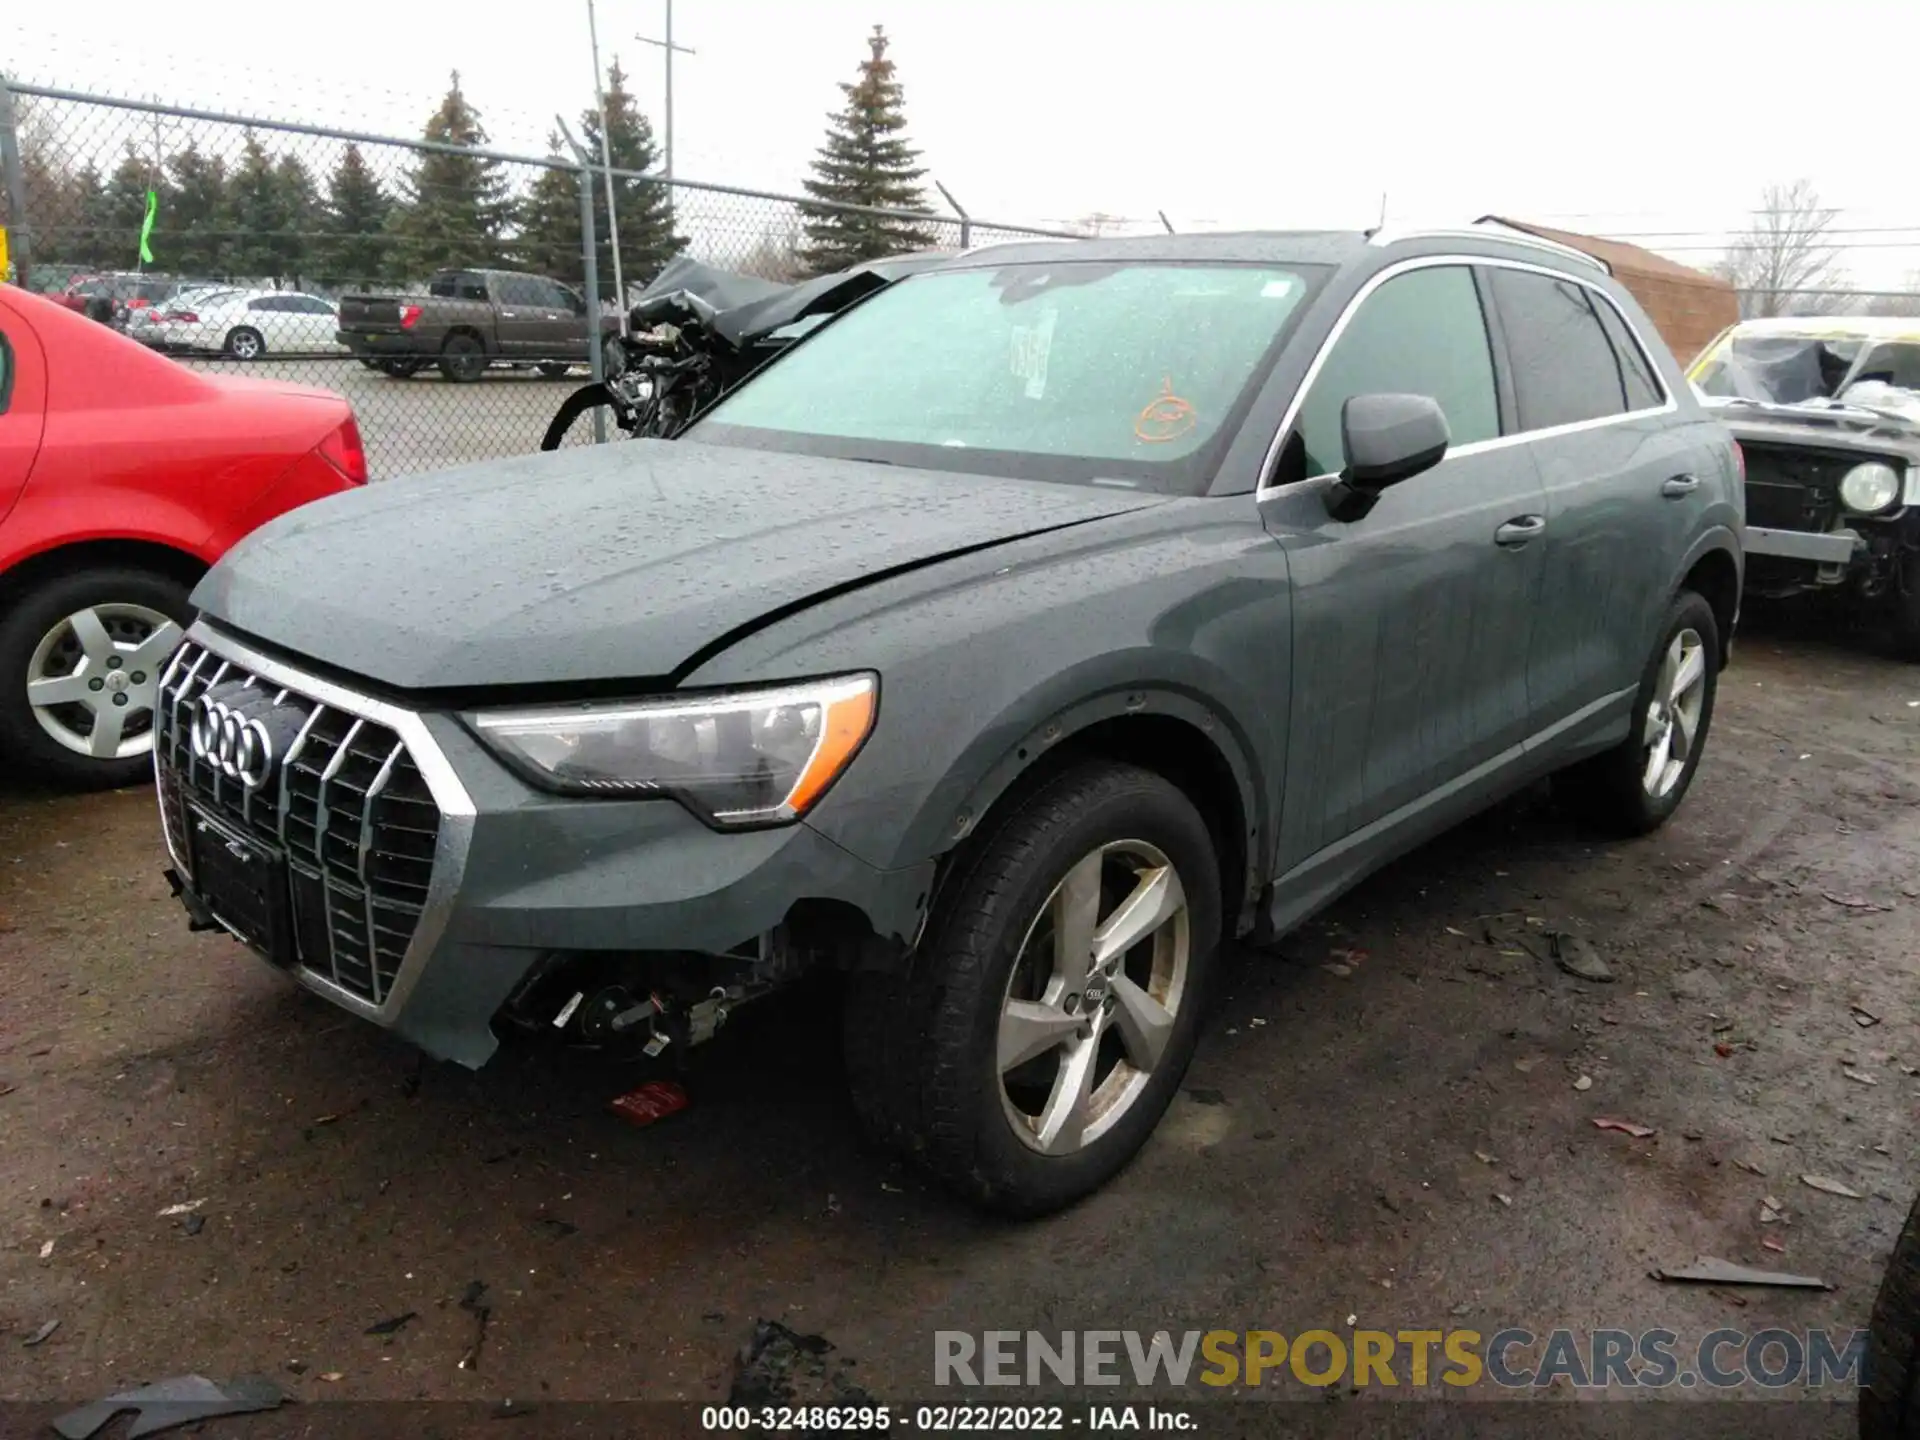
left=439, top=333, right=487, bottom=383
left=1864, top=1190, right=1920, bottom=1440
left=223, top=326, right=265, bottom=360
left=845, top=761, right=1222, bottom=1215
left=1556, top=589, right=1719, bottom=835
left=0, top=566, right=192, bottom=790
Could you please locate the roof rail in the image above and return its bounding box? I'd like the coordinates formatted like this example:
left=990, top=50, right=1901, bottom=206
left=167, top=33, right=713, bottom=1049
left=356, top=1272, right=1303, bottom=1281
left=1366, top=225, right=1611, bottom=275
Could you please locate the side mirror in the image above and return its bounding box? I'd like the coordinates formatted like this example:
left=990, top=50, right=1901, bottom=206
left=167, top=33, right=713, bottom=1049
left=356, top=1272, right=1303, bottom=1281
left=1324, top=393, right=1450, bottom=522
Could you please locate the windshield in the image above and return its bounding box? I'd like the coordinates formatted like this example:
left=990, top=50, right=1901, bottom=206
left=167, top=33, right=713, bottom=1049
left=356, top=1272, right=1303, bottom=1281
left=690, top=260, right=1329, bottom=491
left=1693, top=329, right=1920, bottom=408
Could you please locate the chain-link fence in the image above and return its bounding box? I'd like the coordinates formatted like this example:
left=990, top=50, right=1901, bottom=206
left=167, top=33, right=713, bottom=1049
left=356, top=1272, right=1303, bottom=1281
left=0, top=80, right=1078, bottom=479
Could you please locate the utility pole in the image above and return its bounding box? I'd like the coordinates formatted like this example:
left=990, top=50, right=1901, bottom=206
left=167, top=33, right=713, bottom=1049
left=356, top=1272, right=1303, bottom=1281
left=585, top=0, right=625, bottom=312
left=636, top=0, right=695, bottom=181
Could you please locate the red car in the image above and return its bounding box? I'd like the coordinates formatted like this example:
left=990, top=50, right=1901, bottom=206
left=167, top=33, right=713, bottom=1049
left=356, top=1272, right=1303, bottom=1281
left=0, top=284, right=368, bottom=788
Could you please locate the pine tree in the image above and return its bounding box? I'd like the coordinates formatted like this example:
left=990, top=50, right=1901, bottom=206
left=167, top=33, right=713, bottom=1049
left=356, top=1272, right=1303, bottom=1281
left=165, top=142, right=230, bottom=278
left=515, top=133, right=586, bottom=289
left=799, top=25, right=937, bottom=276
left=223, top=133, right=286, bottom=281
left=387, top=72, right=515, bottom=276
left=580, top=59, right=684, bottom=300
left=62, top=164, right=112, bottom=271
left=272, top=155, right=321, bottom=286
left=319, top=144, right=396, bottom=288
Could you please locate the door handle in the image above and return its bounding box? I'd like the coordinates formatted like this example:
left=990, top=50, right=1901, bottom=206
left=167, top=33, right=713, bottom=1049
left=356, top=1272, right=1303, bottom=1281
left=1494, top=515, right=1547, bottom=548
left=1661, top=474, right=1700, bottom=498
left=500, top=311, right=519, bottom=319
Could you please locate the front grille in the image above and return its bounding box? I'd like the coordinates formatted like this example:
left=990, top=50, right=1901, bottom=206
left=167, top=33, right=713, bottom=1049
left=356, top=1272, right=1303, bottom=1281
left=1741, top=443, right=1853, bottom=534
left=155, top=640, right=442, bottom=1006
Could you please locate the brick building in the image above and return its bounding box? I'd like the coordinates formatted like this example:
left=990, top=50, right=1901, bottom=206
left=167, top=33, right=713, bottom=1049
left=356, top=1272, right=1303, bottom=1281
left=1476, top=215, right=1739, bottom=367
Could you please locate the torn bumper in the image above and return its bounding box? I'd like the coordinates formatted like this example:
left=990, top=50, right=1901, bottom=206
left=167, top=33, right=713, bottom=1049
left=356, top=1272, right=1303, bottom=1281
left=1742, top=526, right=1858, bottom=566
left=154, top=623, right=930, bottom=1069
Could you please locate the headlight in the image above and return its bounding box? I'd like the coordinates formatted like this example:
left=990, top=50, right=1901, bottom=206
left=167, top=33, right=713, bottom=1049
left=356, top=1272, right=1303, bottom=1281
left=1839, top=461, right=1902, bottom=514
left=467, top=674, right=877, bottom=828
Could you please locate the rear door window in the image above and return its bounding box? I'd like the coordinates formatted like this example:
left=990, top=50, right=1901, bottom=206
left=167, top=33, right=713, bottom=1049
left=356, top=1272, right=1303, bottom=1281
left=1489, top=269, right=1640, bottom=431
left=1294, top=264, right=1500, bottom=478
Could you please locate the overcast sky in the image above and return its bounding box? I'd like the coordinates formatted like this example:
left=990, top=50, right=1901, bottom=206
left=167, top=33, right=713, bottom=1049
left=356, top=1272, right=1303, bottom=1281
left=9, top=0, right=1920, bottom=286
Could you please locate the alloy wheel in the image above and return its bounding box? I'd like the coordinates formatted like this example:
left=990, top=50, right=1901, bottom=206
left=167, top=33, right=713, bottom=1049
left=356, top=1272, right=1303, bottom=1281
left=26, top=604, right=184, bottom=761
left=998, top=839, right=1191, bottom=1155
left=1642, top=626, right=1707, bottom=797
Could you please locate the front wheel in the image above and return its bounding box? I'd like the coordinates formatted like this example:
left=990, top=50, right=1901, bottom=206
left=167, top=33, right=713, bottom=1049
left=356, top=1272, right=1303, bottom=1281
left=1555, top=589, right=1720, bottom=835
left=0, top=566, right=192, bottom=790
left=845, top=761, right=1222, bottom=1215
left=1864, top=1190, right=1920, bottom=1440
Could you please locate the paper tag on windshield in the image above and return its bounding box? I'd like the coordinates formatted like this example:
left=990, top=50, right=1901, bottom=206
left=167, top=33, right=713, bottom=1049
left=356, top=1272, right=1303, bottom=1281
left=1010, top=308, right=1057, bottom=400
left=1261, top=277, right=1299, bottom=300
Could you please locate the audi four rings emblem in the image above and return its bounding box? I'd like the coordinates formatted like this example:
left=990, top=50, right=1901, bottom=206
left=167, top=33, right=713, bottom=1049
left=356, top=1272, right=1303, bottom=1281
left=190, top=695, right=275, bottom=789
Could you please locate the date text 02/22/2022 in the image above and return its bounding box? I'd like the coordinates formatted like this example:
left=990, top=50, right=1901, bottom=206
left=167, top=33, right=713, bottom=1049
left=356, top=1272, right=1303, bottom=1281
left=700, top=1405, right=1195, bottom=1431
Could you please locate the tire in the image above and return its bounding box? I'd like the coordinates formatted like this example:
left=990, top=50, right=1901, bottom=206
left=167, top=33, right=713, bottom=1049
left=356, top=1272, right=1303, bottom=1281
left=844, top=760, right=1223, bottom=1215
left=375, top=359, right=422, bottom=379
left=439, top=333, right=487, bottom=383
left=601, top=333, right=628, bottom=380
left=0, top=566, right=193, bottom=791
left=540, top=383, right=629, bottom=451
left=1894, top=550, right=1920, bottom=662
left=223, top=326, right=265, bottom=360
left=1865, top=1191, right=1920, bottom=1440
left=1555, top=589, right=1720, bottom=836
left=537, top=361, right=573, bottom=379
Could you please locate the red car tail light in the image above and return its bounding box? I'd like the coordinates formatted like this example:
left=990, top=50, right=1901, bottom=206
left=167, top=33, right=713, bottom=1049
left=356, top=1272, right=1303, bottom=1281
left=168, top=310, right=198, bottom=323
left=315, top=416, right=369, bottom=486
left=400, top=304, right=423, bottom=330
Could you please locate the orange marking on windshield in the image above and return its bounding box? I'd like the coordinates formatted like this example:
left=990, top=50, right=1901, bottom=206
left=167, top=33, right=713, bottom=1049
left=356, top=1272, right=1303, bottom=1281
left=1135, top=377, right=1196, bottom=443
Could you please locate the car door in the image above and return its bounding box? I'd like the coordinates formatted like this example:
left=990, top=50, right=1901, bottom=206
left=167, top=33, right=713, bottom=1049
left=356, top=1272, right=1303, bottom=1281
left=287, top=294, right=339, bottom=353
left=1482, top=265, right=1702, bottom=740
left=536, top=279, right=590, bottom=361
left=0, top=295, right=48, bottom=531
left=491, top=274, right=543, bottom=358
left=1257, top=261, right=1548, bottom=875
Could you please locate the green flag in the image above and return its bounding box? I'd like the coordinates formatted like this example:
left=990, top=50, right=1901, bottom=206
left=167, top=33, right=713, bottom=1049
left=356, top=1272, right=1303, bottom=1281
left=138, top=189, right=157, bottom=265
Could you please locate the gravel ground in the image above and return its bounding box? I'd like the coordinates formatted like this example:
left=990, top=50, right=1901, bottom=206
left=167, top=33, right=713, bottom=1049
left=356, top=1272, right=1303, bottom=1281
left=0, top=611, right=1915, bottom=1435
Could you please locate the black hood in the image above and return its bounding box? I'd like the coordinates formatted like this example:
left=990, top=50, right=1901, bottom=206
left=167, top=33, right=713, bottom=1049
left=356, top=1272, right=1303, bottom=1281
left=195, top=440, right=1161, bottom=691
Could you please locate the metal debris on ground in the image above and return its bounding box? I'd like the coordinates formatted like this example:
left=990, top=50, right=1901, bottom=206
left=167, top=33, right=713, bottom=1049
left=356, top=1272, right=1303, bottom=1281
left=38, top=1240, right=53, bottom=1259
left=1822, top=893, right=1892, bottom=911
left=1851, top=1007, right=1882, bottom=1028
left=1760, top=1197, right=1785, bottom=1225
left=1842, top=1068, right=1879, bottom=1086
left=1493, top=1193, right=1513, bottom=1207
left=1762, top=1238, right=1786, bottom=1254
left=608, top=1080, right=691, bottom=1128
left=22, top=1318, right=59, bottom=1348
left=1650, top=1257, right=1830, bottom=1290
left=319, top=1372, right=343, bottom=1383
left=1550, top=933, right=1613, bottom=983
left=1474, top=1150, right=1496, bottom=1165
left=1592, top=1118, right=1656, bottom=1138
left=1800, top=1174, right=1864, bottom=1199
left=457, top=1281, right=490, bottom=1371
left=156, top=1200, right=205, bottom=1218
left=51, top=1375, right=285, bottom=1439
left=730, top=1319, right=840, bottom=1406
left=364, top=1312, right=418, bottom=1337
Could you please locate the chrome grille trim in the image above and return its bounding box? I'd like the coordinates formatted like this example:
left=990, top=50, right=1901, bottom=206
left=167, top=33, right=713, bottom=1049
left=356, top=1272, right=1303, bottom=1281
left=153, top=620, right=476, bottom=1024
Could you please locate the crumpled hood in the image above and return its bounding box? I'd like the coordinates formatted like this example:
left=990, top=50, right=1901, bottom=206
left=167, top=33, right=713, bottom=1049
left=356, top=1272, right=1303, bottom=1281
left=1711, top=398, right=1920, bottom=462
left=195, top=440, right=1161, bottom=690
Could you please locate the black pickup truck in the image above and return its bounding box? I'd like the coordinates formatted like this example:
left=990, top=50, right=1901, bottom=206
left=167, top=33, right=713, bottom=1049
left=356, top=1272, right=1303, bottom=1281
left=336, top=268, right=623, bottom=381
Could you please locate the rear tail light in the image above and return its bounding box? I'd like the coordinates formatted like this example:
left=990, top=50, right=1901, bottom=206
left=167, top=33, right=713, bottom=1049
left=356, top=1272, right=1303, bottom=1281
left=315, top=415, right=369, bottom=486
left=169, top=310, right=198, bottom=323
left=399, top=305, right=423, bottom=330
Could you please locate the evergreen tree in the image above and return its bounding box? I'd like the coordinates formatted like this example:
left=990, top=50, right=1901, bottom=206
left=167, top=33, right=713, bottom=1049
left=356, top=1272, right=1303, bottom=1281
left=515, top=133, right=586, bottom=289
left=223, top=133, right=287, bottom=281
left=319, top=144, right=396, bottom=288
left=272, top=154, right=321, bottom=285
left=579, top=59, right=684, bottom=300
left=165, top=142, right=230, bottom=278
left=387, top=72, right=515, bottom=275
left=62, top=164, right=112, bottom=271
left=798, top=25, right=937, bottom=275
